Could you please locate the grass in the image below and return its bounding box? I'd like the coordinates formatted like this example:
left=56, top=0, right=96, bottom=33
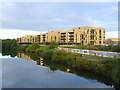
left=83, top=54, right=119, bottom=60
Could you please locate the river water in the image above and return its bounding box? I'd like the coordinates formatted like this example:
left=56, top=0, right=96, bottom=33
left=0, top=53, right=116, bottom=89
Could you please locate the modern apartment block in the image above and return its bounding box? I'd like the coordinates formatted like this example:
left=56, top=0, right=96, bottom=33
left=17, top=26, right=105, bottom=45
left=105, top=38, right=120, bottom=46
left=17, top=35, right=38, bottom=44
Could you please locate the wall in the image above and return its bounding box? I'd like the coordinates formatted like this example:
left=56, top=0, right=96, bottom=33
left=57, top=48, right=120, bottom=59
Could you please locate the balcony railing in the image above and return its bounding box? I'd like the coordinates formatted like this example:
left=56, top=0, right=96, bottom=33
left=69, top=35, right=74, bottom=37
left=61, top=38, right=66, bottom=40
left=69, top=37, right=74, bottom=40
left=61, top=35, right=66, bottom=37
left=68, top=41, right=74, bottom=43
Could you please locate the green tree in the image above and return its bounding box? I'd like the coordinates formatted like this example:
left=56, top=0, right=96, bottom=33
left=2, top=39, right=17, bottom=51
left=26, top=44, right=40, bottom=53
left=47, top=41, right=58, bottom=49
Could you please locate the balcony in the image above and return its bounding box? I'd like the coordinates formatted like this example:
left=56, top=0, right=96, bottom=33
left=69, top=34, right=74, bottom=37
left=69, top=37, right=74, bottom=40
left=68, top=40, right=74, bottom=43
left=60, top=40, right=66, bottom=43
left=61, top=35, right=66, bottom=37
left=61, top=37, right=66, bottom=40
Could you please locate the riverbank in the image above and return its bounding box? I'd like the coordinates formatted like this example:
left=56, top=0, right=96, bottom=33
left=18, top=51, right=120, bottom=90
left=2, top=41, right=120, bottom=90
left=17, top=43, right=119, bottom=79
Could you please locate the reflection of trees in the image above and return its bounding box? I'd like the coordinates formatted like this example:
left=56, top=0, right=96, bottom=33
left=25, top=52, right=40, bottom=61
left=42, top=60, right=119, bottom=90
left=16, top=52, right=120, bottom=90
left=2, top=39, right=17, bottom=57
left=2, top=50, right=17, bottom=57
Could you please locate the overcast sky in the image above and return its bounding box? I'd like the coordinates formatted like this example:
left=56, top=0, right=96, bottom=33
left=0, top=2, right=118, bottom=39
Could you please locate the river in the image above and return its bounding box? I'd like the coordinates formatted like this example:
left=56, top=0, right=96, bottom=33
left=0, top=52, right=117, bottom=89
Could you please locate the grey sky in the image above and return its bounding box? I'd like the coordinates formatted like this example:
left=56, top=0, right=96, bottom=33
left=0, top=2, right=118, bottom=32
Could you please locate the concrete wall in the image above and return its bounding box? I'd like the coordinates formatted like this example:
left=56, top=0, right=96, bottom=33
left=57, top=48, right=120, bottom=59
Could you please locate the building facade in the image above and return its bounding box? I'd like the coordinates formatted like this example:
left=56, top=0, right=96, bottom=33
left=17, top=35, right=38, bottom=44
left=105, top=38, right=120, bottom=46
left=17, top=26, right=105, bottom=45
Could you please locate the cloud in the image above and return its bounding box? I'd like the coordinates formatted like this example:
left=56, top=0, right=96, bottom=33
left=105, top=31, right=119, bottom=39
left=0, top=29, right=119, bottom=39
left=0, top=2, right=118, bottom=33
left=0, top=29, right=45, bottom=39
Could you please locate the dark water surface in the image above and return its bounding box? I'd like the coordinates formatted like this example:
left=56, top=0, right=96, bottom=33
left=0, top=53, right=115, bottom=88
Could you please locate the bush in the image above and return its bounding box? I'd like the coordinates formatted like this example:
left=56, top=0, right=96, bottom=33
left=2, top=39, right=17, bottom=51
left=111, top=45, right=120, bottom=52
left=26, top=44, right=40, bottom=53
left=16, top=44, right=29, bottom=51
left=41, top=49, right=54, bottom=60
left=35, top=47, right=46, bottom=57
left=47, top=41, right=58, bottom=49
left=52, top=50, right=76, bottom=64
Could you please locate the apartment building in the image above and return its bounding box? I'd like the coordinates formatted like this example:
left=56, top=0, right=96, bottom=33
left=17, top=26, right=105, bottom=45
left=17, top=35, right=37, bottom=44
left=105, top=38, right=120, bottom=46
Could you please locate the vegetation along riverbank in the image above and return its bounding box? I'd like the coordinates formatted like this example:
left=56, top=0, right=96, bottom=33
left=2, top=39, right=120, bottom=90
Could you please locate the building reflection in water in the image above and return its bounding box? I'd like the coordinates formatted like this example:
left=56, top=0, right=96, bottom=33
left=36, top=58, right=45, bottom=66
left=17, top=53, right=45, bottom=66
left=16, top=53, right=118, bottom=90
left=17, top=53, right=74, bottom=73
left=17, top=53, right=33, bottom=61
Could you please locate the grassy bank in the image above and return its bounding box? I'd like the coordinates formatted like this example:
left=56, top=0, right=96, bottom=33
left=25, top=48, right=119, bottom=90
left=23, top=43, right=119, bottom=78
left=2, top=40, right=120, bottom=90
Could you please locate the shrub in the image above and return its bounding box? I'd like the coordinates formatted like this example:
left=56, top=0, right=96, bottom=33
left=41, top=49, right=54, bottom=60
left=51, top=50, right=76, bottom=64
left=47, top=41, right=58, bottom=49
left=52, top=50, right=67, bottom=62
left=111, top=45, right=120, bottom=52
left=35, top=47, right=45, bottom=57
left=16, top=44, right=29, bottom=51
left=26, top=44, right=40, bottom=53
left=2, top=39, right=17, bottom=51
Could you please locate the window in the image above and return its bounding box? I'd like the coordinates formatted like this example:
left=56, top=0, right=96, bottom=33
left=55, top=36, right=57, bottom=41
left=51, top=36, right=52, bottom=40
left=99, top=30, right=102, bottom=34
left=90, top=29, right=94, bottom=34
left=81, top=34, right=84, bottom=39
left=82, top=41, right=84, bottom=45
left=90, top=35, right=94, bottom=40
left=87, top=30, right=89, bottom=34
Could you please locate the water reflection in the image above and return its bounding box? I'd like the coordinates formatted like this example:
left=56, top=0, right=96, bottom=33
left=17, top=53, right=33, bottom=61
left=1, top=51, right=119, bottom=89
left=16, top=53, right=119, bottom=89
left=3, top=57, right=112, bottom=88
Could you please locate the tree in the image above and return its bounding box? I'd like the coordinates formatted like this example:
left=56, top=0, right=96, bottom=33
left=47, top=41, right=58, bottom=49
left=26, top=44, right=40, bottom=52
